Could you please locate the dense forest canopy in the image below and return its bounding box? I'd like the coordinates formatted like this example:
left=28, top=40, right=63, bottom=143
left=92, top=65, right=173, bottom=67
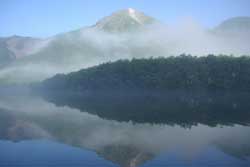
left=40, top=55, right=250, bottom=92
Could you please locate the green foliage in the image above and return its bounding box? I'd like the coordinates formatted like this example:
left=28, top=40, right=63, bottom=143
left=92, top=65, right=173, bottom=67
left=42, top=55, right=250, bottom=91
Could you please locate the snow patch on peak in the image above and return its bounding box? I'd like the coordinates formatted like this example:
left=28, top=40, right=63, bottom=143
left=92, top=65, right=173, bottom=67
left=127, top=8, right=142, bottom=24
left=128, top=8, right=135, bottom=14
left=93, top=8, right=156, bottom=32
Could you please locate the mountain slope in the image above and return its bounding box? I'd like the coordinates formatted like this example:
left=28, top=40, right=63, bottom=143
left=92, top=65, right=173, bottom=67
left=0, top=9, right=161, bottom=83
left=0, top=35, right=49, bottom=68
left=94, top=8, right=156, bottom=32
left=215, top=17, right=250, bottom=32
left=0, top=39, right=15, bottom=68
left=0, top=9, right=250, bottom=84
left=0, top=35, right=46, bottom=58
left=213, top=17, right=250, bottom=38
left=4, top=35, right=44, bottom=58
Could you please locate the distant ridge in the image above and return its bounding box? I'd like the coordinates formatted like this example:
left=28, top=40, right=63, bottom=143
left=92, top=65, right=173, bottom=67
left=214, top=16, right=250, bottom=35
left=0, top=9, right=250, bottom=84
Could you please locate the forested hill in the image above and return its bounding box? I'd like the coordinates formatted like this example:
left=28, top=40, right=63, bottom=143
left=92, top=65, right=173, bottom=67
left=40, top=55, right=250, bottom=92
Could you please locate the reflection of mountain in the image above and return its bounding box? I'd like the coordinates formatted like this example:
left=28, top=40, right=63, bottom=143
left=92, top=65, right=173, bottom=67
left=98, top=145, right=154, bottom=167
left=0, top=109, right=52, bottom=141
left=0, top=94, right=250, bottom=166
left=0, top=107, right=155, bottom=167
left=217, top=142, right=250, bottom=161
left=41, top=90, right=250, bottom=126
left=215, top=132, right=250, bottom=160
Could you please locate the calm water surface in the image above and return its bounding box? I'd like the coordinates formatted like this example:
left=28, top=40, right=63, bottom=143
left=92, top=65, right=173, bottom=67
left=0, top=91, right=250, bottom=167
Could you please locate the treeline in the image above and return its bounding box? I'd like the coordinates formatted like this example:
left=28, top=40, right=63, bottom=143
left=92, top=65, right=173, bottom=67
left=41, top=55, right=250, bottom=91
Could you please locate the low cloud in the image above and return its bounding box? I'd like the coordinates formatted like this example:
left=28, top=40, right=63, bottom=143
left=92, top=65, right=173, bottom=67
left=0, top=20, right=249, bottom=84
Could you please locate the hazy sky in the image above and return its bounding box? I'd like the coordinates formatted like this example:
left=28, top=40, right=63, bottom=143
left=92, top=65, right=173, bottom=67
left=1, top=0, right=250, bottom=38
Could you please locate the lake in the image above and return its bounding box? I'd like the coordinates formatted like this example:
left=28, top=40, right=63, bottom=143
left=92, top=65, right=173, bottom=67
left=0, top=89, right=250, bottom=167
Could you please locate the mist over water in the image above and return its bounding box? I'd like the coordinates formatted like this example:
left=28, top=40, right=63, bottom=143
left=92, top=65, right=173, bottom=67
left=0, top=6, right=250, bottom=167
left=0, top=92, right=250, bottom=167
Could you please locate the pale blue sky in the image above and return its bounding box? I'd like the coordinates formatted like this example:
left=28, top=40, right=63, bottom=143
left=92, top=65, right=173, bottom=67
left=1, top=0, right=250, bottom=38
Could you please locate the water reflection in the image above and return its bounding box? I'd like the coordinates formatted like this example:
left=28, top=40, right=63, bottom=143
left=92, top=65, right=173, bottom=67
left=0, top=92, right=250, bottom=167
left=41, top=91, right=250, bottom=126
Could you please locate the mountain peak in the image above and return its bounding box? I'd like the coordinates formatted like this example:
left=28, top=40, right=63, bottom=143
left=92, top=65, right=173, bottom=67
left=127, top=7, right=135, bottom=13
left=94, top=8, right=156, bottom=32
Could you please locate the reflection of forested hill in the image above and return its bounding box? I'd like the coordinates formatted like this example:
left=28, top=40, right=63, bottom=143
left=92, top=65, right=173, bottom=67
left=0, top=103, right=250, bottom=166
left=42, top=90, right=250, bottom=126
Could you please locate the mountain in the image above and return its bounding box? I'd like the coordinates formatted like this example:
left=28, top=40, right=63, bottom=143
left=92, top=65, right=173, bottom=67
left=0, top=35, right=46, bottom=58
left=3, top=35, right=46, bottom=58
left=213, top=17, right=250, bottom=37
left=214, top=17, right=250, bottom=32
left=0, top=9, right=162, bottom=84
left=94, top=8, right=156, bottom=32
left=0, top=35, right=49, bottom=68
left=0, top=9, right=250, bottom=84
left=0, top=39, right=15, bottom=68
